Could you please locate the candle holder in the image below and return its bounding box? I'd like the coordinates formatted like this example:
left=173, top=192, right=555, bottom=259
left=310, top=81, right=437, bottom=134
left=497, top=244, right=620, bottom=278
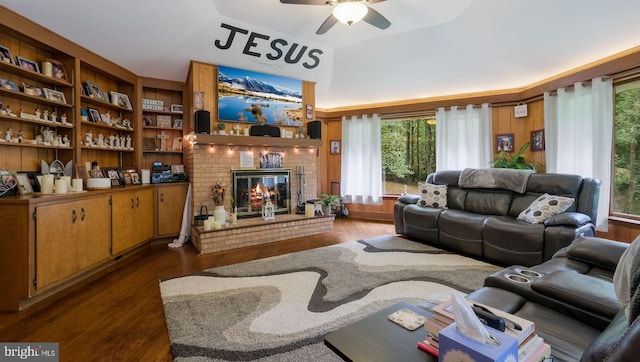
left=262, top=199, right=275, bottom=221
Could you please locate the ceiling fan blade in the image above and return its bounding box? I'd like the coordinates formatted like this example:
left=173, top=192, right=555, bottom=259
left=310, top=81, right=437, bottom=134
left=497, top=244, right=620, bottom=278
left=280, top=0, right=330, bottom=5
left=316, top=15, right=339, bottom=34
left=362, top=7, right=391, bottom=30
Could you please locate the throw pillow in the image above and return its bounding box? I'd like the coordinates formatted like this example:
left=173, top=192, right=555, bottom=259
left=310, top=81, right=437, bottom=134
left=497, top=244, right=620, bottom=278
left=417, top=182, right=447, bottom=208
left=517, top=193, right=574, bottom=224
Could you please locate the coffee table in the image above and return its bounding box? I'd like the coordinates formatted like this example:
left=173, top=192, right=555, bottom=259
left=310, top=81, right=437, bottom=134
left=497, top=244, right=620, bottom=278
left=324, top=302, right=436, bottom=362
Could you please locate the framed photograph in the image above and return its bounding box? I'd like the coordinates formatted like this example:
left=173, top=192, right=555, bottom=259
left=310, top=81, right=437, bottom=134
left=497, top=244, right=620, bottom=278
left=0, top=78, right=19, bottom=91
left=306, top=104, right=314, bottom=119
left=84, top=81, right=104, bottom=100
left=170, top=104, right=183, bottom=113
left=172, top=137, right=183, bottom=151
left=110, top=91, right=132, bottom=109
left=173, top=119, right=182, bottom=129
left=16, top=173, right=33, bottom=195
left=46, top=58, right=67, bottom=81
left=156, top=115, right=171, bottom=128
left=16, top=56, right=39, bottom=73
left=104, top=168, right=122, bottom=187
left=22, top=83, right=44, bottom=97
left=88, top=107, right=101, bottom=123
left=120, top=168, right=137, bottom=186
left=43, top=88, right=67, bottom=103
left=0, top=45, right=14, bottom=64
left=330, top=140, right=341, bottom=154
left=496, top=133, right=514, bottom=153
left=0, top=173, right=18, bottom=198
left=530, top=129, right=545, bottom=151
left=131, top=172, right=141, bottom=185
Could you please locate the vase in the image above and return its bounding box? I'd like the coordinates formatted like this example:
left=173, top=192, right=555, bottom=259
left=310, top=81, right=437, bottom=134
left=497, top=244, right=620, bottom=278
left=213, top=205, right=227, bottom=223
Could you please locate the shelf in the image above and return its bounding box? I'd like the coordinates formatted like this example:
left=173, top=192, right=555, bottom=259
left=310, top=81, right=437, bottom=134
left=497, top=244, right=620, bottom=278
left=0, top=141, right=73, bottom=150
left=80, top=146, right=135, bottom=153
left=0, top=61, right=73, bottom=88
left=191, top=134, right=322, bottom=148
left=80, top=120, right=133, bottom=133
left=0, top=114, right=73, bottom=129
left=0, top=87, right=73, bottom=108
left=81, top=95, right=133, bottom=113
left=142, top=150, right=183, bottom=154
left=143, top=126, right=183, bottom=132
left=142, top=109, right=183, bottom=116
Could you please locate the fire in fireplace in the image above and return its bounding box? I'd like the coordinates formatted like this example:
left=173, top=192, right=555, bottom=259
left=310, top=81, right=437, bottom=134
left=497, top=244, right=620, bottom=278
left=232, top=169, right=291, bottom=218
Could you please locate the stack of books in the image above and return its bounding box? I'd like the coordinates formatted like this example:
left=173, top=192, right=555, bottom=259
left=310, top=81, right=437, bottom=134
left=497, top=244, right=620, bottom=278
left=419, top=299, right=551, bottom=362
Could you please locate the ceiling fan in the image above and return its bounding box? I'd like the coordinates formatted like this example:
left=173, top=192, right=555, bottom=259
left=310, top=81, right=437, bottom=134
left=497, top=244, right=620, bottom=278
left=280, top=0, right=391, bottom=35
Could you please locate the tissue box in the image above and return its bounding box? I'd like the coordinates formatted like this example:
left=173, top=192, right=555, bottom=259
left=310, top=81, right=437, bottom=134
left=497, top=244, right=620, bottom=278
left=438, top=323, right=518, bottom=362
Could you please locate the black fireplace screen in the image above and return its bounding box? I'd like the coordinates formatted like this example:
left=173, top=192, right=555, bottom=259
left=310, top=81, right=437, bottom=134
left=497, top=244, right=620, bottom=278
left=232, top=169, right=291, bottom=218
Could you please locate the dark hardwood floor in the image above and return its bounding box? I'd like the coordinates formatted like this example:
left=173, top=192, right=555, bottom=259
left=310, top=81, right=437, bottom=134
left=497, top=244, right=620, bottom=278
left=0, top=218, right=396, bottom=361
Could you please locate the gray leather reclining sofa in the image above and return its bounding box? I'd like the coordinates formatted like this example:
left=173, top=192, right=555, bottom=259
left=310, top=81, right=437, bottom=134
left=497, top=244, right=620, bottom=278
left=394, top=169, right=601, bottom=266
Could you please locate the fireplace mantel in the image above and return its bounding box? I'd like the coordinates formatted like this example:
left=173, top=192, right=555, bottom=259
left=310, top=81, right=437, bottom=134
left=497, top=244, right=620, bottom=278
left=189, top=134, right=322, bottom=148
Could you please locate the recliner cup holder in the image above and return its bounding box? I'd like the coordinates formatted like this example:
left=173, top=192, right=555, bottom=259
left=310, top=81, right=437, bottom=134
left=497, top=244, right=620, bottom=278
left=515, top=268, right=542, bottom=278
left=505, top=273, right=531, bottom=283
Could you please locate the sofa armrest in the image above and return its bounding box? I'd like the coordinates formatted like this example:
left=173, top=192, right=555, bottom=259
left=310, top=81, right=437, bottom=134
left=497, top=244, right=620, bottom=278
left=531, top=270, right=620, bottom=323
left=581, top=310, right=629, bottom=362
left=398, top=194, right=420, bottom=204
left=544, top=212, right=591, bottom=227
left=566, top=236, right=629, bottom=272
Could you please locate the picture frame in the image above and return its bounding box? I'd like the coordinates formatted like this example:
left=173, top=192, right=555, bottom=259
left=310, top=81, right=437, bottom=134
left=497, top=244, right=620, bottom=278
left=530, top=129, right=545, bottom=151
left=0, top=172, right=18, bottom=198
left=110, top=91, right=132, bottom=109
left=306, top=104, right=314, bottom=119
left=330, top=140, right=341, bottom=154
left=88, top=107, right=101, bottom=123
left=131, top=172, right=141, bottom=185
left=84, top=81, right=104, bottom=100
left=0, top=78, right=19, bottom=91
left=173, top=119, right=182, bottom=129
left=16, top=56, right=39, bottom=73
left=496, top=133, right=514, bottom=153
left=46, top=58, right=68, bottom=81
left=16, top=173, right=33, bottom=195
left=156, top=115, right=171, bottom=128
left=43, top=88, right=66, bottom=103
left=0, top=45, right=14, bottom=64
left=172, top=137, right=183, bottom=151
left=170, top=104, right=183, bottom=113
left=104, top=168, right=123, bottom=187
left=22, top=83, right=44, bottom=97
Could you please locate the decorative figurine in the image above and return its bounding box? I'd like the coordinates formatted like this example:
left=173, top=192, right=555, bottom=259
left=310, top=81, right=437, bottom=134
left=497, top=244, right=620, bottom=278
left=60, top=114, right=67, bottom=124
left=62, top=134, right=69, bottom=146
left=34, top=108, right=41, bottom=119
left=126, top=134, right=132, bottom=149
left=114, top=134, right=120, bottom=148
left=0, top=130, right=4, bottom=142
left=5, top=128, right=12, bottom=142
left=43, top=109, right=49, bottom=121
left=97, top=132, right=105, bottom=147
left=109, top=134, right=115, bottom=148
left=17, top=129, right=23, bottom=143
left=85, top=131, right=93, bottom=146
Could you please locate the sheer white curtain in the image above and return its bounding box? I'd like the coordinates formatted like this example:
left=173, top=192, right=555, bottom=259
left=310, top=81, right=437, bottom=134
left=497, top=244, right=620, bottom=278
left=544, top=77, right=612, bottom=231
left=341, top=114, right=383, bottom=204
left=435, top=103, right=493, bottom=171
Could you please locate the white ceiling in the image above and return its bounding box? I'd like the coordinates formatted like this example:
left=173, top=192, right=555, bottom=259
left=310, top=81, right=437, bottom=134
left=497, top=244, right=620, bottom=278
left=2, top=0, right=640, bottom=109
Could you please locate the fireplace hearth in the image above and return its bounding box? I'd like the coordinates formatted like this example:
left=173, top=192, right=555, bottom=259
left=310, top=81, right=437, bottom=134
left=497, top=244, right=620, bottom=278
left=232, top=169, right=291, bottom=218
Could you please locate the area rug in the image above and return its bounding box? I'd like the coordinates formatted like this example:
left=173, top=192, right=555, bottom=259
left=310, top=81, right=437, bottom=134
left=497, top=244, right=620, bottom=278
left=160, top=235, right=501, bottom=361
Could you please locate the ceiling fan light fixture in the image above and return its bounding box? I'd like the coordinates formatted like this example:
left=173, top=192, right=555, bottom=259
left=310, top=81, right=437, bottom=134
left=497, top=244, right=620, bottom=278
left=332, top=2, right=368, bottom=25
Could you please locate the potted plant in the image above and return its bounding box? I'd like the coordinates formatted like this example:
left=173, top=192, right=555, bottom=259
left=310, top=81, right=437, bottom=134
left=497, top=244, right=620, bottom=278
left=491, top=142, right=540, bottom=172
left=217, top=122, right=226, bottom=135
left=321, top=193, right=340, bottom=215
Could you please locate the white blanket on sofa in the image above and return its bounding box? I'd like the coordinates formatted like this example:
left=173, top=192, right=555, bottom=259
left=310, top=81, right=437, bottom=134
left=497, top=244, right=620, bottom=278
left=458, top=168, right=534, bottom=194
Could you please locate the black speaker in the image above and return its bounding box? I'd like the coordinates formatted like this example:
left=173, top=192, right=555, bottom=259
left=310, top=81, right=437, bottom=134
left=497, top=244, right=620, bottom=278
left=195, top=110, right=210, bottom=134
left=307, top=120, right=321, bottom=139
left=250, top=124, right=281, bottom=137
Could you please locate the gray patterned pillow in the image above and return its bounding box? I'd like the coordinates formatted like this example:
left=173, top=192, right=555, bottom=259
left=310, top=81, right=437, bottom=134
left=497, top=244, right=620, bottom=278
left=517, top=193, right=574, bottom=224
left=417, top=182, right=447, bottom=208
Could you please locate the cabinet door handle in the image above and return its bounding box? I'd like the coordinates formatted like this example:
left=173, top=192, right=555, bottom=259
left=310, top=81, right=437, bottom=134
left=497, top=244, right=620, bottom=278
left=72, top=209, right=77, bottom=223
left=136, top=197, right=140, bottom=208
left=160, top=193, right=164, bottom=202
left=131, top=197, right=135, bottom=209
left=81, top=207, right=86, bottom=221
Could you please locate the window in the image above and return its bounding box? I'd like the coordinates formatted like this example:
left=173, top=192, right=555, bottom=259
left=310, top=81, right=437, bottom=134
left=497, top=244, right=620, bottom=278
left=381, top=118, right=436, bottom=195
left=613, top=79, right=640, bottom=217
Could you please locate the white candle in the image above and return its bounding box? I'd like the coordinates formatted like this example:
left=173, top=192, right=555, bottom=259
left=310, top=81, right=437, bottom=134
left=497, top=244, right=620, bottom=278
left=55, top=179, right=67, bottom=194
left=42, top=61, right=53, bottom=77
left=305, top=203, right=315, bottom=217
left=214, top=221, right=222, bottom=229
left=72, top=178, right=83, bottom=192
left=204, top=219, right=212, bottom=231
left=41, top=175, right=54, bottom=194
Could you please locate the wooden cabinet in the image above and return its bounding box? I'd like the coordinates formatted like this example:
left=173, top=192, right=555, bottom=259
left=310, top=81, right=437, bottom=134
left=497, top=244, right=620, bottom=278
left=35, top=195, right=111, bottom=290
left=111, top=188, right=154, bottom=254
left=155, top=183, right=188, bottom=238
left=139, top=77, right=184, bottom=170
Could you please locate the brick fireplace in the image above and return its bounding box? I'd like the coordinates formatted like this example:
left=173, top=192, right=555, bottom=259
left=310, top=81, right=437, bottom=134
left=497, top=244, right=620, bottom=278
left=185, top=137, right=318, bottom=216
left=184, top=134, right=327, bottom=253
